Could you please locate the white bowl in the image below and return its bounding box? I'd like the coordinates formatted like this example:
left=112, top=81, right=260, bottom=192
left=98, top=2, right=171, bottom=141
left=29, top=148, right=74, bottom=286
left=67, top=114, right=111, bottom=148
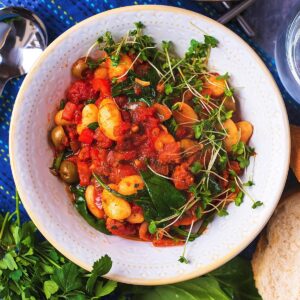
left=9, top=5, right=290, bottom=285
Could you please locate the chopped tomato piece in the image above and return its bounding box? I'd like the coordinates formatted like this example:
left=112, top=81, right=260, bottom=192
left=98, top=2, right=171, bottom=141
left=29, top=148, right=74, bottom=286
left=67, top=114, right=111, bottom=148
left=172, top=165, right=194, bottom=190
left=62, top=102, right=77, bottom=121
left=94, top=128, right=114, bottom=149
left=106, top=218, right=137, bottom=236
left=109, top=163, right=137, bottom=184
left=79, top=128, right=94, bottom=144
left=66, top=80, right=97, bottom=104
left=92, top=78, right=111, bottom=97
left=78, top=145, right=91, bottom=161
left=77, top=161, right=91, bottom=186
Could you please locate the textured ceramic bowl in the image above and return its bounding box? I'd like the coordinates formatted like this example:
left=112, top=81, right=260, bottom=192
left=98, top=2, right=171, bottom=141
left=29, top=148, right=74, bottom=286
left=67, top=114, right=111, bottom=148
left=9, top=5, right=290, bottom=285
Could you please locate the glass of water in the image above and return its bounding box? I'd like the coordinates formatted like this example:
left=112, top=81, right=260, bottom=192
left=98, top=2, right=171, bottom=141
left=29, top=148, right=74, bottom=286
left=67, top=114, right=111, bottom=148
left=275, top=6, right=300, bottom=104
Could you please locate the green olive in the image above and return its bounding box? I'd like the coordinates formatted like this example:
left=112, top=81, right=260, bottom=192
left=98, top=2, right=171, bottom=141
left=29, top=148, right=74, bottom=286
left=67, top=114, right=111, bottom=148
left=71, top=57, right=88, bottom=78
left=51, top=125, right=67, bottom=150
left=59, top=160, right=79, bottom=184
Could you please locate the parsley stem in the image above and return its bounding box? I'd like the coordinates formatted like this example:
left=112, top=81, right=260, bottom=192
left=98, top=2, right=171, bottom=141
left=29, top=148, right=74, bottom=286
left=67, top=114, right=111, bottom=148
left=15, top=190, right=21, bottom=227
left=35, top=249, right=62, bottom=269
left=0, top=212, right=9, bottom=241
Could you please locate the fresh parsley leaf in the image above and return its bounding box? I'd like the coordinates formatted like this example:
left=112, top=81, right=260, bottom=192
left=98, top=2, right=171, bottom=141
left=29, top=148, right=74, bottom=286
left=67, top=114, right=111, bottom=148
left=94, top=280, right=118, bottom=298
left=9, top=269, right=22, bottom=281
left=86, top=255, right=112, bottom=293
left=43, top=280, right=59, bottom=299
left=51, top=263, right=82, bottom=293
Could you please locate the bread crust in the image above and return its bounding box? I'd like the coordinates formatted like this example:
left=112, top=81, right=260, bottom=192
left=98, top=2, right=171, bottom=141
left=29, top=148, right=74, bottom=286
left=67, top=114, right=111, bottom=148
left=252, top=191, right=300, bottom=300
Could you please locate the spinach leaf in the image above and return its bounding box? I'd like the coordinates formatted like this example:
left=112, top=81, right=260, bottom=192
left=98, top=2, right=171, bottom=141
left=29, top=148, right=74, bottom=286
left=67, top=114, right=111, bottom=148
left=71, top=185, right=111, bottom=235
left=134, top=196, right=157, bottom=222
left=209, top=256, right=261, bottom=300
left=140, top=170, right=186, bottom=219
left=120, top=257, right=261, bottom=300
left=125, top=277, right=230, bottom=300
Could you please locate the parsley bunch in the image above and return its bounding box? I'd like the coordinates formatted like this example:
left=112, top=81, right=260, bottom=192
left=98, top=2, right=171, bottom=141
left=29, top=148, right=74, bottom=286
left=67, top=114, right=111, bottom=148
left=0, top=194, right=117, bottom=300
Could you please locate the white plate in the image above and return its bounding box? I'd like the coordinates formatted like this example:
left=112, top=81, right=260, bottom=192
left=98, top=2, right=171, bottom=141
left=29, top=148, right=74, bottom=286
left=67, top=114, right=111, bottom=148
left=9, top=5, right=290, bottom=285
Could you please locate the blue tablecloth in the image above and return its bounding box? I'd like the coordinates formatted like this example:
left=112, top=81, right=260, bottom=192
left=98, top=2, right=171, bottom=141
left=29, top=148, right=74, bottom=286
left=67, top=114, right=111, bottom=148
left=0, top=1, right=299, bottom=257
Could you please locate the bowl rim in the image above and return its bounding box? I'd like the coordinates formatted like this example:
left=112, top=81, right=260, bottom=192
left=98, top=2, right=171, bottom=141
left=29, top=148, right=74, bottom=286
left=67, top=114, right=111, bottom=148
left=9, top=4, right=290, bottom=285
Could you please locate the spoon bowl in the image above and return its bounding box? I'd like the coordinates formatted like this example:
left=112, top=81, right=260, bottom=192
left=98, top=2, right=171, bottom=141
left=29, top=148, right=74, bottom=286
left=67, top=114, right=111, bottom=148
left=0, top=7, right=47, bottom=94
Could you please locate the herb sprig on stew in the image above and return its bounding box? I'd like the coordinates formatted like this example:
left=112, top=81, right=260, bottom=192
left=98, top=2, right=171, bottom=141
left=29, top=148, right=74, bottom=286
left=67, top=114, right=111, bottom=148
left=49, top=22, right=259, bottom=263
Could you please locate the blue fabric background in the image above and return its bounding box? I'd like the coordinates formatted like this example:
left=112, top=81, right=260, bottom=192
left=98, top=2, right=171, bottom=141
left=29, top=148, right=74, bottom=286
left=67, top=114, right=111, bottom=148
left=0, top=0, right=298, bottom=259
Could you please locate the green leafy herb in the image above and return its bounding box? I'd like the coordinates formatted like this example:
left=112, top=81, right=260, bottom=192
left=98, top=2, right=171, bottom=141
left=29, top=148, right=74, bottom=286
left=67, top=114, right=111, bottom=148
left=218, top=209, right=229, bottom=217
left=178, top=256, right=189, bottom=264
left=234, top=191, right=244, bottom=206
left=0, top=193, right=115, bottom=299
left=148, top=221, right=157, bottom=234
left=87, top=58, right=106, bottom=70
left=50, top=151, right=64, bottom=173
left=121, top=257, right=261, bottom=300
left=224, top=87, right=234, bottom=97
left=86, top=255, right=113, bottom=293
left=252, top=201, right=263, bottom=209
left=140, top=169, right=186, bottom=219
left=59, top=99, right=66, bottom=109
left=232, top=141, right=245, bottom=155
left=204, top=35, right=219, bottom=48
left=237, top=156, right=250, bottom=169
left=244, top=180, right=254, bottom=187
left=85, top=98, right=96, bottom=105
left=216, top=72, right=229, bottom=80
left=88, top=122, right=99, bottom=130
left=190, top=162, right=202, bottom=174
left=165, top=83, right=173, bottom=95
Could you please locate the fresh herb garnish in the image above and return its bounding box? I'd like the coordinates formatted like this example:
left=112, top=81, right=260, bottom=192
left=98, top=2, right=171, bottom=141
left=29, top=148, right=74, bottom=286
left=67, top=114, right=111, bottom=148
left=88, top=122, right=99, bottom=130
left=140, top=169, right=186, bottom=219
left=0, top=193, right=116, bottom=299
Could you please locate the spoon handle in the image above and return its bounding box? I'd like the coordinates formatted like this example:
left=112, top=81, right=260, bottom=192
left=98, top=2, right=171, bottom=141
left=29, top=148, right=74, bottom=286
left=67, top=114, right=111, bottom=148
left=0, top=78, right=7, bottom=96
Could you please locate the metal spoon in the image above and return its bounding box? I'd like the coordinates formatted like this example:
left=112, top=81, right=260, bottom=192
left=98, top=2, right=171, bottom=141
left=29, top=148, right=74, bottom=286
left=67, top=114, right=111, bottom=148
left=0, top=7, right=47, bottom=95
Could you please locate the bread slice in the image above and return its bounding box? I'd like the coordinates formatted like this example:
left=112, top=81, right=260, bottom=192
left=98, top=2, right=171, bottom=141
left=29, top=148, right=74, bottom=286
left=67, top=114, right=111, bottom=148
left=290, top=125, right=300, bottom=181
left=252, top=191, right=300, bottom=299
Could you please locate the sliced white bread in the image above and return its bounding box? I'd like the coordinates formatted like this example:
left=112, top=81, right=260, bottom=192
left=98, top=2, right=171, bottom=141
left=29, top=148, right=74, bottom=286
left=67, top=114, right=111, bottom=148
left=252, top=190, right=300, bottom=300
